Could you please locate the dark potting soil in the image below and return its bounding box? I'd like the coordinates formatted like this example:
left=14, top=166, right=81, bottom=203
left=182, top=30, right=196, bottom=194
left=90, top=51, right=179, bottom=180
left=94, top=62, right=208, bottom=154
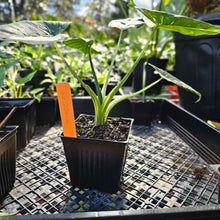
left=75, top=115, right=131, bottom=142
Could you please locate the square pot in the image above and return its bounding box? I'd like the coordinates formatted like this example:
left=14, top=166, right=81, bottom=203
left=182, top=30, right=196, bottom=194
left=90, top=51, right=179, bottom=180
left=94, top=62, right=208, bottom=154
left=129, top=98, right=159, bottom=125
left=0, top=98, right=36, bottom=150
left=0, top=125, right=18, bottom=201
left=36, top=96, right=58, bottom=125
left=60, top=114, right=134, bottom=193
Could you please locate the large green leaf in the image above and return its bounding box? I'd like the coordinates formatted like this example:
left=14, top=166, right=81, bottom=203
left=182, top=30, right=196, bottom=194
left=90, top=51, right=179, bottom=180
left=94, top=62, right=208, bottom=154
left=0, top=20, right=71, bottom=44
left=135, top=7, right=220, bottom=35
left=108, top=17, right=144, bottom=30
left=149, top=63, right=201, bottom=102
left=64, top=38, right=99, bottom=55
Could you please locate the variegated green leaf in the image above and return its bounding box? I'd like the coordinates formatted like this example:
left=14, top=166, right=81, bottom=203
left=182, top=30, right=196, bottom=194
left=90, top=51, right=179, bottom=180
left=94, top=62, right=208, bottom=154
left=135, top=7, right=220, bottom=35
left=149, top=63, right=201, bottom=102
left=108, top=17, right=144, bottom=30
left=0, top=20, right=71, bottom=44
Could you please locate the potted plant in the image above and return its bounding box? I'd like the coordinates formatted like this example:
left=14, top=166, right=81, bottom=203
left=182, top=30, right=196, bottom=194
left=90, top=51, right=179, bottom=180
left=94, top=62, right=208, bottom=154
left=13, top=43, right=55, bottom=89
left=0, top=57, right=18, bottom=201
left=0, top=58, right=40, bottom=149
left=1, top=0, right=220, bottom=192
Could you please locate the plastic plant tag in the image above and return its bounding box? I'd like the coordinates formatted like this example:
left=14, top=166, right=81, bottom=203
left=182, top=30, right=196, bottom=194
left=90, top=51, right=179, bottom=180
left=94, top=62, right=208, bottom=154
left=56, top=82, right=77, bottom=138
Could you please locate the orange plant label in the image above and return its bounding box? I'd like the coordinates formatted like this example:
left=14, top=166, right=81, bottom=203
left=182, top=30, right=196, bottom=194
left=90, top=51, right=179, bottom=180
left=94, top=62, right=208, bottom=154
left=56, top=82, right=77, bottom=138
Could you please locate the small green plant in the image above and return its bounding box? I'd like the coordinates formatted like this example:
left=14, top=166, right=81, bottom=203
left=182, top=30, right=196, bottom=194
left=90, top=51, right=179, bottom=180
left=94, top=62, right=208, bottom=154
left=0, top=66, right=43, bottom=100
left=0, top=3, right=220, bottom=125
left=40, top=67, right=66, bottom=96
left=11, top=39, right=57, bottom=71
left=40, top=67, right=80, bottom=96
left=0, top=42, right=44, bottom=100
left=41, top=53, right=92, bottom=95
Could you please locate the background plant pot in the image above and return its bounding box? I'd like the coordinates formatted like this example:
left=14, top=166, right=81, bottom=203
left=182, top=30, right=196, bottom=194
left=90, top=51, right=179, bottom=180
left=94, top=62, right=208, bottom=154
left=129, top=98, right=159, bottom=125
left=60, top=114, right=133, bottom=193
left=0, top=98, right=36, bottom=150
left=0, top=125, right=18, bottom=201
left=174, top=12, right=220, bottom=121
left=36, top=96, right=58, bottom=125
left=132, top=57, right=168, bottom=95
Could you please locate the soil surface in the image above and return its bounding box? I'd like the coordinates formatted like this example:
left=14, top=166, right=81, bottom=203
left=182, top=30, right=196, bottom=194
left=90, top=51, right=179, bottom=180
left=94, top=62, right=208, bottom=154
left=75, top=115, right=132, bottom=142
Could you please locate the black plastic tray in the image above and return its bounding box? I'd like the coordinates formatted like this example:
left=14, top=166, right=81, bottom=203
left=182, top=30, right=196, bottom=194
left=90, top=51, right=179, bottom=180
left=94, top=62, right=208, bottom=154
left=0, top=98, right=219, bottom=219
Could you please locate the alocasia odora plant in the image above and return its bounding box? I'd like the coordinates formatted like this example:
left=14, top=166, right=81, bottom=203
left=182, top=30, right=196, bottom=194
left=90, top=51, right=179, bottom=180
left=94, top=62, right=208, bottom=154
left=0, top=1, right=220, bottom=125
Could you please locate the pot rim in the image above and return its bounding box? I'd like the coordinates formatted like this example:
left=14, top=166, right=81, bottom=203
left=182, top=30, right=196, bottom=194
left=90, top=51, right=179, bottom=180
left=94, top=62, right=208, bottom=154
left=59, top=114, right=134, bottom=144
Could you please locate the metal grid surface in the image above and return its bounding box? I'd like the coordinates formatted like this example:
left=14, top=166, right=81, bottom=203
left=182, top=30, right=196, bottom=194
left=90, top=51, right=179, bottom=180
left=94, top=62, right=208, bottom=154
left=0, top=121, right=219, bottom=216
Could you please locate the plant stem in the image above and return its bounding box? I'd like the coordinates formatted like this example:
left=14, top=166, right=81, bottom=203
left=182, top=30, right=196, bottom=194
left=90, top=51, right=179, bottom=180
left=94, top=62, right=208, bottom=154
left=100, top=27, right=158, bottom=122
left=54, top=42, right=89, bottom=92
left=19, top=85, right=22, bottom=98
left=12, top=86, right=17, bottom=98
left=88, top=46, right=103, bottom=104
left=142, top=62, right=147, bottom=102
left=102, top=30, right=124, bottom=97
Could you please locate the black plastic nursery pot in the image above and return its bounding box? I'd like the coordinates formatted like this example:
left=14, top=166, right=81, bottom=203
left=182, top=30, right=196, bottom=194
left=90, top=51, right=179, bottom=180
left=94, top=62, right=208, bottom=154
left=36, top=96, right=58, bottom=125
left=0, top=98, right=36, bottom=150
left=174, top=12, right=220, bottom=121
left=129, top=99, right=158, bottom=125
left=132, top=57, right=168, bottom=95
left=60, top=114, right=134, bottom=193
left=0, top=125, right=18, bottom=201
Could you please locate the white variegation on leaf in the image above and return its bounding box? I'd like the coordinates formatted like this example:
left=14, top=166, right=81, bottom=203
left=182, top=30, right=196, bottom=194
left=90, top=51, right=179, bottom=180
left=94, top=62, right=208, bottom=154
left=108, top=17, right=144, bottom=30
left=0, top=20, right=71, bottom=44
left=150, top=64, right=201, bottom=102
left=143, top=17, right=155, bottom=28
